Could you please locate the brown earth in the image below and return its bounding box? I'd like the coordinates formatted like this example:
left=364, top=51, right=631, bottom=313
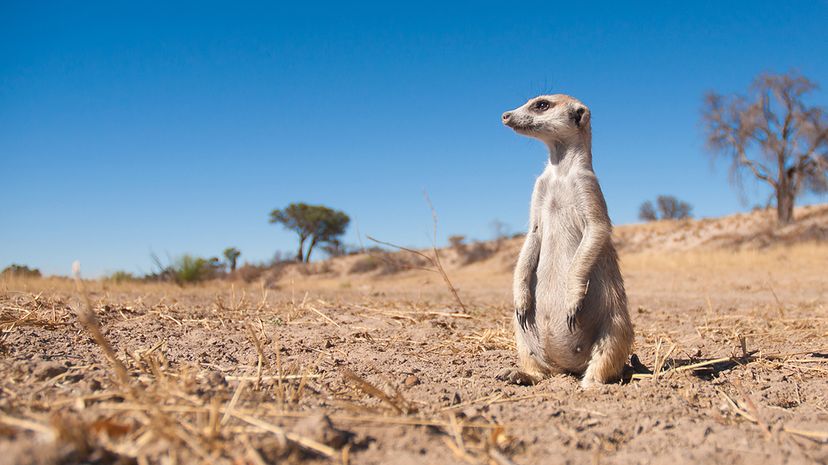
left=1, top=206, right=827, bottom=465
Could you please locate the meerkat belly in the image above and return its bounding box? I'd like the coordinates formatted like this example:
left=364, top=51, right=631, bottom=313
left=533, top=197, right=596, bottom=371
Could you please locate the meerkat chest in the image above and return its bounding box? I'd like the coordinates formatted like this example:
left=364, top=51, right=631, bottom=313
left=539, top=171, right=579, bottom=212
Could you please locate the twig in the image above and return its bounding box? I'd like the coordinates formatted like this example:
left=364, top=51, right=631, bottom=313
left=0, top=413, right=53, bottom=435
left=733, top=380, right=772, bottom=440
left=221, top=379, right=247, bottom=425
left=308, top=305, right=340, bottom=327
left=231, top=412, right=336, bottom=458
left=341, top=368, right=410, bottom=414
left=71, top=262, right=134, bottom=395
left=246, top=323, right=267, bottom=390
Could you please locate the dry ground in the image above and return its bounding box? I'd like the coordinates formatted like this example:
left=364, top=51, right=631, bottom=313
left=2, top=227, right=828, bottom=464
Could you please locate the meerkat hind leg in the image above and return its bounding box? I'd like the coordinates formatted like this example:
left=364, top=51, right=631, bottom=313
left=496, top=354, right=546, bottom=386
left=497, top=332, right=550, bottom=386
left=580, top=331, right=629, bottom=388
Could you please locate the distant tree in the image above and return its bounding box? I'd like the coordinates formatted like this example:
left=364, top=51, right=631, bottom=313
left=656, top=195, right=693, bottom=220
left=269, top=203, right=350, bottom=262
left=489, top=220, right=510, bottom=240
left=448, top=235, right=466, bottom=250
left=489, top=219, right=511, bottom=251
left=702, top=71, right=828, bottom=225
left=638, top=201, right=658, bottom=221
left=223, top=247, right=241, bottom=272
left=638, top=196, right=693, bottom=221
left=1, top=264, right=41, bottom=278
left=306, top=209, right=350, bottom=262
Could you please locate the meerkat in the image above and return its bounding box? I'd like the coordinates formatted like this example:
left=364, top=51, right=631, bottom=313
left=496, top=94, right=634, bottom=388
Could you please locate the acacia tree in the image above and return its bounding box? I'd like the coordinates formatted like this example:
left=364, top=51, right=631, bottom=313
left=269, top=203, right=350, bottom=262
left=702, top=72, right=828, bottom=225
left=223, top=247, right=241, bottom=272
left=304, top=208, right=350, bottom=262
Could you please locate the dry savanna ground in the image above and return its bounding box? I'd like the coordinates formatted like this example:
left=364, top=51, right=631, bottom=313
left=2, top=206, right=828, bottom=465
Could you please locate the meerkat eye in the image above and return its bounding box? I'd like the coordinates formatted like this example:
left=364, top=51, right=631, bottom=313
left=534, top=100, right=551, bottom=111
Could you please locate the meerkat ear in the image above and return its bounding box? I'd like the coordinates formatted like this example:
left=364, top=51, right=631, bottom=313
left=570, top=106, right=588, bottom=128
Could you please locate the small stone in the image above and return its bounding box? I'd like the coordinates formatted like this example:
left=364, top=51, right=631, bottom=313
left=293, top=413, right=353, bottom=449
left=404, top=374, right=420, bottom=387
left=206, top=370, right=227, bottom=387
left=33, top=362, right=67, bottom=380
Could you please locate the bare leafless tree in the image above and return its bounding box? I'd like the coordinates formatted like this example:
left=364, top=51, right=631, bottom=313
left=656, top=195, right=693, bottom=220
left=638, top=195, right=692, bottom=221
left=638, top=201, right=658, bottom=222
left=702, top=71, right=828, bottom=225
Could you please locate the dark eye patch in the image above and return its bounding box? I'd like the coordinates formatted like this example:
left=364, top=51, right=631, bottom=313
left=533, top=100, right=551, bottom=111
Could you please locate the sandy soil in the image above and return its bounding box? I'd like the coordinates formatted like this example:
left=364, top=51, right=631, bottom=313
left=1, top=214, right=828, bottom=464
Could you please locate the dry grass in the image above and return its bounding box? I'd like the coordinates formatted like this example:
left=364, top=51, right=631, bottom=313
left=2, top=222, right=828, bottom=464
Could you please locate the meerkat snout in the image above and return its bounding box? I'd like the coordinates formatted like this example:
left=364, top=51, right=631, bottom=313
left=502, top=111, right=513, bottom=124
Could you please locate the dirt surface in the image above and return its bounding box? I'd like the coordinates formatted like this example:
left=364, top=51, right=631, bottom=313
left=2, top=218, right=828, bottom=464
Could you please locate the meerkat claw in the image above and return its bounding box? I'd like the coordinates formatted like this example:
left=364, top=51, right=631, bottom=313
left=516, top=309, right=527, bottom=330
left=496, top=368, right=536, bottom=386
left=567, top=302, right=581, bottom=333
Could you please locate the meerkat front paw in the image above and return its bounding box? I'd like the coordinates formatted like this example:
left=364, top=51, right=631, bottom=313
left=564, top=281, right=588, bottom=332
left=496, top=368, right=537, bottom=386
left=515, top=289, right=535, bottom=329
left=564, top=296, right=583, bottom=333
left=514, top=291, right=533, bottom=329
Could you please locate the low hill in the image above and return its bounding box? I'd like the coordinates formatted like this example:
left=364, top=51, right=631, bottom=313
left=272, top=204, right=828, bottom=285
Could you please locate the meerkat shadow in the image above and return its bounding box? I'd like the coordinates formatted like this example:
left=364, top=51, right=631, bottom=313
left=621, top=352, right=768, bottom=384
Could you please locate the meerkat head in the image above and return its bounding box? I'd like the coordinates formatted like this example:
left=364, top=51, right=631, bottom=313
left=501, top=94, right=591, bottom=144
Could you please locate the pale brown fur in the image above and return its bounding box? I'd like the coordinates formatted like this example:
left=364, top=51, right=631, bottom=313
left=497, top=94, right=634, bottom=387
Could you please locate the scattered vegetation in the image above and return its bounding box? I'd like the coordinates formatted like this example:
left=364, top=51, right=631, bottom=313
left=0, top=264, right=41, bottom=278
left=448, top=235, right=497, bottom=265
left=171, top=255, right=217, bottom=284
left=348, top=255, right=383, bottom=274
left=147, top=253, right=224, bottom=285
left=702, top=71, right=828, bottom=225
left=639, top=195, right=694, bottom=221
left=104, top=271, right=138, bottom=283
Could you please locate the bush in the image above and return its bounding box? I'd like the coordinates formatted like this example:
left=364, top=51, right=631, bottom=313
left=1, top=264, right=41, bottom=278
left=348, top=252, right=429, bottom=275
left=105, top=271, right=138, bottom=283
left=234, top=264, right=267, bottom=283
left=458, top=241, right=496, bottom=265
left=349, top=256, right=383, bottom=274
left=295, top=261, right=334, bottom=276
left=173, top=255, right=216, bottom=284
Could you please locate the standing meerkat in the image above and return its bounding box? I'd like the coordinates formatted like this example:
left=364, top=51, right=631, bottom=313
left=497, top=94, right=634, bottom=387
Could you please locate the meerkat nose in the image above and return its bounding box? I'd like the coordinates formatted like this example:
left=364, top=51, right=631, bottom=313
left=502, top=112, right=512, bottom=124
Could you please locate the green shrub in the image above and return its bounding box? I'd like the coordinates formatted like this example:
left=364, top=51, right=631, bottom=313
left=105, top=271, right=138, bottom=283
left=171, top=255, right=216, bottom=284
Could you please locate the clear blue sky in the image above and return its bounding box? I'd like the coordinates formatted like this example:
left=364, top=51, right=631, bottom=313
left=2, top=1, right=827, bottom=277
